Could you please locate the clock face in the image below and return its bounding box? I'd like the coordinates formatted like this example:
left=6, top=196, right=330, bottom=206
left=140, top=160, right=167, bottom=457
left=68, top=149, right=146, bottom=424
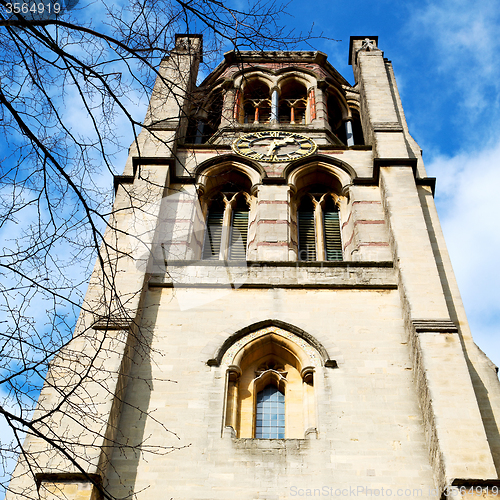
left=232, top=131, right=317, bottom=163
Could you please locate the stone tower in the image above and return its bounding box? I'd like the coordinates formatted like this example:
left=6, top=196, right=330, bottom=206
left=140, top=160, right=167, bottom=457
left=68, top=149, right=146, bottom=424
left=8, top=35, right=500, bottom=500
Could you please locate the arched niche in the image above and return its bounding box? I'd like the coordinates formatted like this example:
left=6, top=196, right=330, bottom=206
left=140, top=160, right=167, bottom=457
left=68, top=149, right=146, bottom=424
left=185, top=88, right=224, bottom=144
left=278, top=78, right=308, bottom=125
left=276, top=70, right=316, bottom=88
left=235, top=71, right=274, bottom=91
left=285, top=161, right=353, bottom=262
left=195, top=163, right=259, bottom=261
left=239, top=78, right=272, bottom=124
left=216, top=322, right=334, bottom=439
left=285, top=159, right=354, bottom=195
left=195, top=158, right=263, bottom=198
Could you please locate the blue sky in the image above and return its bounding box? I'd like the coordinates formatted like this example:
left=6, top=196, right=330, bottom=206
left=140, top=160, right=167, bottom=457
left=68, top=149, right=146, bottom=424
left=1, top=0, right=499, bottom=494
left=2, top=0, right=497, bottom=369
left=279, top=0, right=500, bottom=366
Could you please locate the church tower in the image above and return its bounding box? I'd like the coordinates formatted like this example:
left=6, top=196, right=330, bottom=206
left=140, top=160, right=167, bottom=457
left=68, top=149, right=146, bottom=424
left=8, top=35, right=500, bottom=500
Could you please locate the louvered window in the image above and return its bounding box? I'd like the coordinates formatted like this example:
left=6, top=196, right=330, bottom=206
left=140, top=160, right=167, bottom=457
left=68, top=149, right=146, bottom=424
left=202, top=193, right=249, bottom=260
left=323, top=198, right=342, bottom=261
left=202, top=210, right=224, bottom=260
left=229, top=210, right=249, bottom=260
left=298, top=197, right=316, bottom=261
left=297, top=193, right=342, bottom=262
left=298, top=211, right=316, bottom=261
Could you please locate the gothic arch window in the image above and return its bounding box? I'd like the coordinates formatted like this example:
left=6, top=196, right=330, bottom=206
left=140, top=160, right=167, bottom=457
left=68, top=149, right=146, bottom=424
left=278, top=79, right=308, bottom=125
left=326, top=92, right=347, bottom=144
left=200, top=171, right=253, bottom=260
left=186, top=90, right=223, bottom=143
left=350, top=109, right=365, bottom=146
left=241, top=79, right=271, bottom=124
left=297, top=186, right=342, bottom=262
left=221, top=327, right=318, bottom=439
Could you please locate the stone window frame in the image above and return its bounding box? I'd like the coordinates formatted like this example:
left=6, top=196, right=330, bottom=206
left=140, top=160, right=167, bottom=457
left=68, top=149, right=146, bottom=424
left=221, top=326, right=318, bottom=439
left=286, top=163, right=351, bottom=262
left=233, top=71, right=317, bottom=126
left=297, top=190, right=343, bottom=262
left=196, top=162, right=260, bottom=261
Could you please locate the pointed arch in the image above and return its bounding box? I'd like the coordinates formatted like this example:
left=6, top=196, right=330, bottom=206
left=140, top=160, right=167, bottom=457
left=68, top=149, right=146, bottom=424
left=282, top=155, right=356, bottom=188
left=195, top=159, right=262, bottom=261
left=283, top=159, right=353, bottom=262
left=215, top=320, right=330, bottom=439
left=207, top=319, right=336, bottom=368
left=194, top=154, right=265, bottom=193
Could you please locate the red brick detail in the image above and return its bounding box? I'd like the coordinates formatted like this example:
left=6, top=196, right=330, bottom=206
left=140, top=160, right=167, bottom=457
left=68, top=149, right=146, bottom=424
left=258, top=200, right=288, bottom=204
left=343, top=233, right=355, bottom=249
left=256, top=242, right=288, bottom=247
left=342, top=212, right=352, bottom=229
left=343, top=216, right=385, bottom=229
left=257, top=220, right=289, bottom=225
left=309, top=89, right=316, bottom=120
left=353, top=220, right=385, bottom=225
left=233, top=89, right=241, bottom=120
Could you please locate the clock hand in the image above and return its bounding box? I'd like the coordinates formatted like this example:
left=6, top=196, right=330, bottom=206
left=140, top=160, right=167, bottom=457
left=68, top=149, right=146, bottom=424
left=268, top=138, right=290, bottom=155
left=267, top=140, right=278, bottom=156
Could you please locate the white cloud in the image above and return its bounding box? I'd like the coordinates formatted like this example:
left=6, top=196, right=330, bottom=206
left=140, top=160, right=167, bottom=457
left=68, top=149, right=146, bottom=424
left=407, top=0, right=500, bottom=139
left=429, top=140, right=500, bottom=367
left=403, top=0, right=500, bottom=367
left=411, top=0, right=500, bottom=71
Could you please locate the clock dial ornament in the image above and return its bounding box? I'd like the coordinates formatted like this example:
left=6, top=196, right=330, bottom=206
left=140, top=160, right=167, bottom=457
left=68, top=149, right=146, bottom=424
left=232, top=131, right=317, bottom=162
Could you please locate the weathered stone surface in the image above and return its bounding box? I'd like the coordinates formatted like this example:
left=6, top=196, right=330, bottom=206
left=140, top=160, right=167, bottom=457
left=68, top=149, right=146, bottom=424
left=8, top=35, right=500, bottom=500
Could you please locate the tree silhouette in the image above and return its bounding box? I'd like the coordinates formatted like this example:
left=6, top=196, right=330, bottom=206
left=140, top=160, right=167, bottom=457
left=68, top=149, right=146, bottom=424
left=0, top=1, right=322, bottom=498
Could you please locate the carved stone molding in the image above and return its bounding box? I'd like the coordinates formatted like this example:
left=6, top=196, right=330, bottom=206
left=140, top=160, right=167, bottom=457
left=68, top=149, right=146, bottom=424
left=412, top=319, right=459, bottom=334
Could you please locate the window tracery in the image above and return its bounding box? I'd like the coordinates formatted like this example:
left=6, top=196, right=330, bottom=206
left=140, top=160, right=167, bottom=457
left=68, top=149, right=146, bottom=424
left=202, top=189, right=250, bottom=261
left=278, top=79, right=308, bottom=125
left=221, top=326, right=318, bottom=439
left=297, top=189, right=342, bottom=262
left=241, top=79, right=272, bottom=124
left=236, top=76, right=316, bottom=126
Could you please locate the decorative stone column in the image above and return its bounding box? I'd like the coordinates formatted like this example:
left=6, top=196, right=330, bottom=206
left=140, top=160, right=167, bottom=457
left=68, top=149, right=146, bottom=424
left=271, top=87, right=279, bottom=123
left=345, top=119, right=354, bottom=146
